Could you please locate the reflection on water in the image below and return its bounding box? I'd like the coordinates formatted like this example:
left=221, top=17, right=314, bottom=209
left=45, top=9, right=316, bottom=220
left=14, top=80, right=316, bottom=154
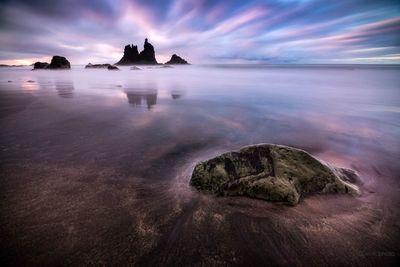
left=0, top=65, right=399, bottom=266
left=23, top=76, right=74, bottom=98
left=21, top=80, right=38, bottom=91
left=171, top=90, right=184, bottom=99
left=125, top=89, right=157, bottom=109
left=55, top=81, right=74, bottom=98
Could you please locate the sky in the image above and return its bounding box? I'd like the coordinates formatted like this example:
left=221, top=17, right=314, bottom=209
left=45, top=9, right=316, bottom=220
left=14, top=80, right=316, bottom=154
left=0, top=0, right=399, bottom=65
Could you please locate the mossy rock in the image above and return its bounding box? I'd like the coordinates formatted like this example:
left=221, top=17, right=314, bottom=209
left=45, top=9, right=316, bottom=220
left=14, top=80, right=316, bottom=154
left=190, top=144, right=360, bottom=205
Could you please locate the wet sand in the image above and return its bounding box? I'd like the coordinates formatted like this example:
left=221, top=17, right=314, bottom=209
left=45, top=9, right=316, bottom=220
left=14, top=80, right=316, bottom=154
left=0, top=65, right=399, bottom=266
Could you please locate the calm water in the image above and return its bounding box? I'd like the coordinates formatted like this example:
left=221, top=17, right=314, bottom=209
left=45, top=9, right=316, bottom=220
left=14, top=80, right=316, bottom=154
left=0, top=65, right=399, bottom=266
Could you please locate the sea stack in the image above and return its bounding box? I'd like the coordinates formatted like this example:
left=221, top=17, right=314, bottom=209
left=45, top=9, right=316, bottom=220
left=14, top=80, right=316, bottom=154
left=165, top=54, right=189, bottom=64
left=48, top=56, right=71, bottom=69
left=116, top=45, right=139, bottom=65
left=138, top=38, right=157, bottom=64
left=116, top=38, right=158, bottom=65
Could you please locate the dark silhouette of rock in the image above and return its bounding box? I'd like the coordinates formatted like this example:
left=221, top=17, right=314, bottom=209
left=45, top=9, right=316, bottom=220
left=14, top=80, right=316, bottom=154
left=33, top=56, right=70, bottom=70
left=85, top=63, right=111, bottom=69
left=33, top=62, right=49, bottom=69
left=48, top=56, right=71, bottom=69
left=116, top=38, right=158, bottom=65
left=190, top=144, right=360, bottom=206
left=107, top=65, right=119, bottom=70
left=116, top=45, right=139, bottom=65
left=165, top=54, right=189, bottom=64
left=0, top=64, right=24, bottom=67
left=138, top=38, right=157, bottom=64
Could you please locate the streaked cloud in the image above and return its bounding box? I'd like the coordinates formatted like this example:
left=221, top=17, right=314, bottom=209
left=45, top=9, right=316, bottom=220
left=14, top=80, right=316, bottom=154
left=0, top=0, right=399, bottom=64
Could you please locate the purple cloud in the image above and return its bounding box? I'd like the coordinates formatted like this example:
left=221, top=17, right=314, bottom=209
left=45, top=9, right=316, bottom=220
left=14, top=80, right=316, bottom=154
left=0, top=0, right=399, bottom=64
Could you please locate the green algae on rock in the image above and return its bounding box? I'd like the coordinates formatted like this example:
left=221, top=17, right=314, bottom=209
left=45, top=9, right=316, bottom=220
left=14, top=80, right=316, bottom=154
left=190, top=144, right=360, bottom=205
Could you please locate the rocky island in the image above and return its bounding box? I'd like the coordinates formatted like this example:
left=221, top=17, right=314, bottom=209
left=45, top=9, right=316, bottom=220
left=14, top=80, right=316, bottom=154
left=116, top=38, right=157, bottom=65
left=165, top=54, right=189, bottom=64
left=190, top=144, right=360, bottom=205
left=115, top=38, right=189, bottom=65
left=85, top=63, right=112, bottom=69
left=33, top=56, right=71, bottom=69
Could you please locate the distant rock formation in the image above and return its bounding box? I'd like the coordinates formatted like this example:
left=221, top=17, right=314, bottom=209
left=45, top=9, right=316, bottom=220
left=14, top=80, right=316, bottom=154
left=116, top=44, right=139, bottom=65
left=33, top=62, right=49, bottom=69
left=165, top=54, right=189, bottom=64
left=33, top=56, right=70, bottom=70
left=138, top=38, right=157, bottom=64
left=107, top=65, right=119, bottom=70
left=0, top=64, right=25, bottom=67
left=85, top=63, right=111, bottom=69
left=116, top=38, right=158, bottom=65
left=48, top=56, right=71, bottom=69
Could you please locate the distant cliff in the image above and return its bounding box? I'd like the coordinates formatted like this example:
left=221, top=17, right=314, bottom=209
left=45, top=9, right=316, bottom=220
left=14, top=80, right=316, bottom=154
left=116, top=38, right=157, bottom=65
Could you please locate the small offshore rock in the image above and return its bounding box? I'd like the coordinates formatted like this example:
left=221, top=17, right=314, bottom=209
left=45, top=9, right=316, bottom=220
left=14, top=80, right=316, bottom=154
left=85, top=63, right=111, bottom=69
left=33, top=62, right=49, bottom=69
left=165, top=54, right=189, bottom=64
left=107, top=65, right=119, bottom=70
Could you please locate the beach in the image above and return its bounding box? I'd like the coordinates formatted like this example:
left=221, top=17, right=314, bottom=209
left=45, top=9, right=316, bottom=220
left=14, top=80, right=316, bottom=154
left=0, top=64, right=399, bottom=266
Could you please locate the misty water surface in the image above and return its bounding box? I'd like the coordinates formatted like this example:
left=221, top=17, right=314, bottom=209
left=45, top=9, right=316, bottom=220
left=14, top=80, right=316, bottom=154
left=0, top=65, right=399, bottom=266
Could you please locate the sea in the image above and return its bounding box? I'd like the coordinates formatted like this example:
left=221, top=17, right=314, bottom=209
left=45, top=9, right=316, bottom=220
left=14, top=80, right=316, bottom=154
left=0, top=64, right=399, bottom=266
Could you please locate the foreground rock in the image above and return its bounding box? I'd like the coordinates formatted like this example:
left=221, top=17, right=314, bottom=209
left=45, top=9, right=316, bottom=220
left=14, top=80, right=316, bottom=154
left=33, top=56, right=70, bottom=70
left=85, top=63, right=111, bottom=69
left=190, top=144, right=360, bottom=205
left=165, top=54, right=189, bottom=64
